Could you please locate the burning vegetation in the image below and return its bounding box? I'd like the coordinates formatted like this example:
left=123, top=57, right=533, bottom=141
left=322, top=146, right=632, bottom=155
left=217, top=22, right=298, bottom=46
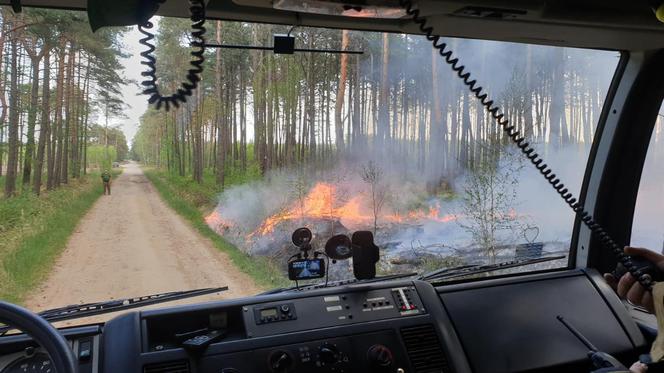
left=206, top=181, right=458, bottom=239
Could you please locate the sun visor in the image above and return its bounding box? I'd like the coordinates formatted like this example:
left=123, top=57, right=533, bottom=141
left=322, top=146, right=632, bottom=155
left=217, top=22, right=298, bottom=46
left=87, top=0, right=161, bottom=32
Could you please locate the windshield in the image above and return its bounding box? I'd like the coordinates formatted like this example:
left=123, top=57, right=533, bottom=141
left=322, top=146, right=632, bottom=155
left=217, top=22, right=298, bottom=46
left=0, top=9, right=620, bottom=327
left=200, top=24, right=620, bottom=278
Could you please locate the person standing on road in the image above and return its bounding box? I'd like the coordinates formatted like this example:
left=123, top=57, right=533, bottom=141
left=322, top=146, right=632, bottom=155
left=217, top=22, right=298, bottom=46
left=101, top=170, right=111, bottom=195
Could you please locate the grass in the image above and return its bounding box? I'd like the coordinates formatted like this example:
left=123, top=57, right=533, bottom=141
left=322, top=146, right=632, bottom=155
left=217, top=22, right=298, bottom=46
left=143, top=168, right=290, bottom=290
left=0, top=170, right=120, bottom=304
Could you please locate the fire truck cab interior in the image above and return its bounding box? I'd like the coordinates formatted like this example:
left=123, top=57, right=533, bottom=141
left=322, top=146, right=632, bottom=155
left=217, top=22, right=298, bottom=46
left=0, top=0, right=664, bottom=372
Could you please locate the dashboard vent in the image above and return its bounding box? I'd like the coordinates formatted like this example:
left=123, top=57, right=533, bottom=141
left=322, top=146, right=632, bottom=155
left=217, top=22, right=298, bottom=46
left=401, top=324, right=449, bottom=372
left=143, top=360, right=190, bottom=373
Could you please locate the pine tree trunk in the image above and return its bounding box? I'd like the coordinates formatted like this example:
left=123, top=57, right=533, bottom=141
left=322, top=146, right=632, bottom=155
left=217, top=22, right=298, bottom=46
left=334, top=30, right=349, bottom=154
left=378, top=33, right=390, bottom=148
left=549, top=48, right=565, bottom=148
left=22, top=52, right=41, bottom=185
left=215, top=21, right=225, bottom=186
left=50, top=39, right=66, bottom=189
left=0, top=20, right=7, bottom=180
left=4, top=34, right=19, bottom=197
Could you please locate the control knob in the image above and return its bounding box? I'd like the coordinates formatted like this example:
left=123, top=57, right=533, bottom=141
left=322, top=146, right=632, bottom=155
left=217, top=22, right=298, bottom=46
left=268, top=350, right=294, bottom=373
left=318, top=343, right=339, bottom=365
left=367, top=344, right=394, bottom=370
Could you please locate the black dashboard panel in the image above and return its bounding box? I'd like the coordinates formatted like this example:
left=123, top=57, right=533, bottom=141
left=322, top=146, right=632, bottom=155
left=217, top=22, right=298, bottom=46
left=438, top=270, right=647, bottom=373
left=0, top=325, right=102, bottom=373
left=119, top=280, right=467, bottom=373
left=0, top=269, right=649, bottom=373
left=243, top=286, right=424, bottom=338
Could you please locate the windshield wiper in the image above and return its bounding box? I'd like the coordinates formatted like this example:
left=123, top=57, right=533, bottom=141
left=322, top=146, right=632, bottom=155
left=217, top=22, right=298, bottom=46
left=422, top=255, right=566, bottom=283
left=0, top=287, right=228, bottom=335
left=418, top=264, right=480, bottom=281
left=259, top=273, right=418, bottom=295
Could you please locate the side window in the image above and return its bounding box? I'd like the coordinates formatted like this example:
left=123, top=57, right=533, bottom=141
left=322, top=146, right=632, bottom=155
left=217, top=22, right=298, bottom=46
left=630, top=103, right=664, bottom=252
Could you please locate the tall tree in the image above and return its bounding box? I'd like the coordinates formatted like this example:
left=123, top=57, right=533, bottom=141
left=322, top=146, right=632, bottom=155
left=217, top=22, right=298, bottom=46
left=334, top=30, right=349, bottom=153
left=4, top=27, right=19, bottom=197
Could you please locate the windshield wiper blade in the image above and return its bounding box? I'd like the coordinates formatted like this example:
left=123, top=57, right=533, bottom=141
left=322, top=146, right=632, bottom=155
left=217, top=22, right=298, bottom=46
left=424, top=255, right=566, bottom=283
left=418, top=264, right=480, bottom=281
left=0, top=287, right=228, bottom=334
left=259, top=273, right=418, bottom=295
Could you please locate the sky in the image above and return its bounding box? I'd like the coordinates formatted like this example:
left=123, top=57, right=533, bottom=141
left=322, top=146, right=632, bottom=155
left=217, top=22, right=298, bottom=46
left=117, top=26, right=149, bottom=147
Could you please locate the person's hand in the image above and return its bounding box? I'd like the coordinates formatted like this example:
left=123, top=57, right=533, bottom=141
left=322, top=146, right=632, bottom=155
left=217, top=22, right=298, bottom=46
left=604, top=247, right=664, bottom=313
left=629, top=361, right=648, bottom=373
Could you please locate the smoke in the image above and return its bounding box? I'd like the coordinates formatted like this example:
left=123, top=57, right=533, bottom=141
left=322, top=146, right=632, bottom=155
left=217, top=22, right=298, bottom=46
left=632, top=115, right=664, bottom=252
left=208, top=144, right=592, bottom=262
left=205, top=31, right=640, bottom=269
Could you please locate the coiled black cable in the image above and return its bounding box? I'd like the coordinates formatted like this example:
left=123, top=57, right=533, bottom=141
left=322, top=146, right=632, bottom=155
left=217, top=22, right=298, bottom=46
left=399, top=0, right=655, bottom=290
left=138, top=0, right=206, bottom=111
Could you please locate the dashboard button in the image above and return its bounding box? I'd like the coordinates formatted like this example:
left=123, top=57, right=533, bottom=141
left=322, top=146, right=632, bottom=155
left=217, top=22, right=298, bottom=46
left=79, top=340, right=92, bottom=361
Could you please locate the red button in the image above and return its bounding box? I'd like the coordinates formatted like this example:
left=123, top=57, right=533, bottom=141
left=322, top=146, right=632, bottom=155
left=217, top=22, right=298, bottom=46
left=410, top=305, right=416, bottom=310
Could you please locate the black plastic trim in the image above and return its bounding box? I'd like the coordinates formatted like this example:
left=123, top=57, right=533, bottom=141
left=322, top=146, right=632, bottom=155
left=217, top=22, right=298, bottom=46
left=582, top=268, right=647, bottom=349
left=569, top=51, right=630, bottom=268
left=588, top=49, right=664, bottom=274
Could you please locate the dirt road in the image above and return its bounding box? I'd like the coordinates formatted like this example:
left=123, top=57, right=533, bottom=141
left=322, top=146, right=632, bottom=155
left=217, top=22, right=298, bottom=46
left=26, top=162, right=261, bottom=318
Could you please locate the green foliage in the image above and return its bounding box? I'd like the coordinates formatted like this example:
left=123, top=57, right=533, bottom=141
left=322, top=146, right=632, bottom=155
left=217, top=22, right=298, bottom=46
left=87, top=145, right=118, bottom=170
left=418, top=254, right=465, bottom=274
left=88, top=125, right=129, bottom=161
left=144, top=169, right=288, bottom=289
left=459, top=142, right=527, bottom=263
left=0, top=172, right=109, bottom=303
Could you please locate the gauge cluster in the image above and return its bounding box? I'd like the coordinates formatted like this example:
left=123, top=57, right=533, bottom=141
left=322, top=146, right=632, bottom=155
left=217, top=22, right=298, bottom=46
left=0, top=350, right=52, bottom=373
left=0, top=326, right=100, bottom=373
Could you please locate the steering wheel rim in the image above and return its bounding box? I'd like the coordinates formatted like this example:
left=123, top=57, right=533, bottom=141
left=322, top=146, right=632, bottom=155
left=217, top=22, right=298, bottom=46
left=0, top=301, right=77, bottom=373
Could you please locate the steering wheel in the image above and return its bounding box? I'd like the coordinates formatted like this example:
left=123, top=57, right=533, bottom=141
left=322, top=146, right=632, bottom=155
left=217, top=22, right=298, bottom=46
left=0, top=301, right=77, bottom=373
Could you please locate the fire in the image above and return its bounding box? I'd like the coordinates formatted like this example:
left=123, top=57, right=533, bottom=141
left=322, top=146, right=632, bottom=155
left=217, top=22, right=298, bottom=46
left=206, top=182, right=459, bottom=239
left=243, top=182, right=458, bottom=237
left=253, top=183, right=373, bottom=235
left=386, top=203, right=457, bottom=224
left=205, top=210, right=235, bottom=230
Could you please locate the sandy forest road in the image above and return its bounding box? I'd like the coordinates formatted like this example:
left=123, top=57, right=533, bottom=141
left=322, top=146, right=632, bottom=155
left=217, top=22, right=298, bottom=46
left=26, top=162, right=261, bottom=319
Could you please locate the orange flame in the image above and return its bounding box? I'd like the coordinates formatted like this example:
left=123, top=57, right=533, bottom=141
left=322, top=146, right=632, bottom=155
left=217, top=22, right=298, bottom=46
left=205, top=210, right=235, bottom=230
left=253, top=183, right=373, bottom=235
left=386, top=203, right=457, bottom=224
left=242, top=183, right=458, bottom=237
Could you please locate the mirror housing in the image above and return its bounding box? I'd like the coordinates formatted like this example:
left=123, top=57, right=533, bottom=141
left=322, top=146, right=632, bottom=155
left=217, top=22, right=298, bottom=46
left=352, top=231, right=379, bottom=280
left=325, top=234, right=353, bottom=260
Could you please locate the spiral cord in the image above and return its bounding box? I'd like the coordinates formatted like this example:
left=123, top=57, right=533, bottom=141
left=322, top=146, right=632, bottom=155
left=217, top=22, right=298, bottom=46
left=399, top=0, right=654, bottom=289
left=138, top=0, right=206, bottom=111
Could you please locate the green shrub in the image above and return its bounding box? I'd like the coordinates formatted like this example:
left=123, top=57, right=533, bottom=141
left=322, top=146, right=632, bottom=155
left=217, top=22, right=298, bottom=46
left=0, top=172, right=109, bottom=304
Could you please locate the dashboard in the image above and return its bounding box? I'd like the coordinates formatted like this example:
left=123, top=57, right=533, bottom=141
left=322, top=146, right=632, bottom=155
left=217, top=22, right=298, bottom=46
left=0, top=269, right=648, bottom=373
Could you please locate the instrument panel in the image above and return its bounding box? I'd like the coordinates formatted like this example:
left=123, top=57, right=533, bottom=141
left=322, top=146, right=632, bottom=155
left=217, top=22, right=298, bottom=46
left=1, top=351, right=52, bottom=373
left=0, top=270, right=650, bottom=373
left=0, top=328, right=100, bottom=373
